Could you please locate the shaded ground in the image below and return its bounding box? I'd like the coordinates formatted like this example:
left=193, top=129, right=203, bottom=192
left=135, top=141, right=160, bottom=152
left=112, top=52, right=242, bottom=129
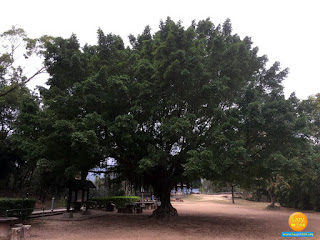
left=26, top=195, right=320, bottom=240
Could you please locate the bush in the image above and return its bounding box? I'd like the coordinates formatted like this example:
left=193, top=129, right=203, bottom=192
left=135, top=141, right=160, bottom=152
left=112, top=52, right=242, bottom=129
left=0, top=198, right=36, bottom=218
left=90, top=196, right=140, bottom=208
left=277, top=185, right=315, bottom=210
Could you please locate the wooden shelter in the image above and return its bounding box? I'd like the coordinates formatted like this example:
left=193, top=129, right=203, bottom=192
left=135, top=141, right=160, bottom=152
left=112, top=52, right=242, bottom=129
left=65, top=180, right=96, bottom=211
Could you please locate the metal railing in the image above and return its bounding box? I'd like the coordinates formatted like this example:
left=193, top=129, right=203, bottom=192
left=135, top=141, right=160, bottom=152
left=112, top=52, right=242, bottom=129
left=5, top=208, right=35, bottom=220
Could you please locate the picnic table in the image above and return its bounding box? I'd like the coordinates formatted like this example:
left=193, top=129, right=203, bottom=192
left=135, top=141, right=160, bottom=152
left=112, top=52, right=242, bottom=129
left=143, top=201, right=156, bottom=209
left=117, top=201, right=157, bottom=214
left=0, top=217, right=19, bottom=238
left=117, top=204, right=135, bottom=214
left=130, top=201, right=157, bottom=209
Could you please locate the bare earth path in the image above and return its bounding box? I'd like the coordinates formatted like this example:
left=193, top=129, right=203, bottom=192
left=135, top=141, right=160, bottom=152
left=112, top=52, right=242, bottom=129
left=27, top=195, right=320, bottom=240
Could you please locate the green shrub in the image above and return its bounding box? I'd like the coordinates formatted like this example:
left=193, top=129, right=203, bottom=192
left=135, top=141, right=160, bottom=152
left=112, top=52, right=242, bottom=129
left=0, top=198, right=36, bottom=218
left=277, top=185, right=314, bottom=210
left=90, top=196, right=140, bottom=208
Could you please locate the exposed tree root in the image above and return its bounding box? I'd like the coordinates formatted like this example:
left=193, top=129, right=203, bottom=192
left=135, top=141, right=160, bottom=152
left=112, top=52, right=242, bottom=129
left=150, top=205, right=178, bottom=219
left=266, top=204, right=280, bottom=210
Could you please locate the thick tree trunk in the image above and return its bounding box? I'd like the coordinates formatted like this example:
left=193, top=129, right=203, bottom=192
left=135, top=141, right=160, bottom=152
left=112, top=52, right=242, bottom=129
left=268, top=187, right=276, bottom=208
left=39, top=189, right=47, bottom=203
left=151, top=187, right=178, bottom=219
left=150, top=170, right=178, bottom=219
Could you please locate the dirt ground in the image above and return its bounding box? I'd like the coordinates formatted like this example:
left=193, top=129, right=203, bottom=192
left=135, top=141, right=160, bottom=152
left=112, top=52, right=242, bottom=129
left=25, top=194, right=320, bottom=240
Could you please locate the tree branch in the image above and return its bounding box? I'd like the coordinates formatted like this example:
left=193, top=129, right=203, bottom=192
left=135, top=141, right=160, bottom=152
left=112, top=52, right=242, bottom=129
left=0, top=66, right=46, bottom=97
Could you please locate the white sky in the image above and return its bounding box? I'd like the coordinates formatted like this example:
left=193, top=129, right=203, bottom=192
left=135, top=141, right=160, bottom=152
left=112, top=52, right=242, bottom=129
left=1, top=0, right=319, bottom=99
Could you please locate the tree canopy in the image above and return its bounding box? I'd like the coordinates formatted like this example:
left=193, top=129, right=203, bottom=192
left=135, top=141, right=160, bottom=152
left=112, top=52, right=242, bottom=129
left=1, top=19, right=320, bottom=218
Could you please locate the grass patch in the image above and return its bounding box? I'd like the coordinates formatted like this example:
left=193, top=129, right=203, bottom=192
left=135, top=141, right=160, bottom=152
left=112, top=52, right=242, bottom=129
left=185, top=194, right=203, bottom=202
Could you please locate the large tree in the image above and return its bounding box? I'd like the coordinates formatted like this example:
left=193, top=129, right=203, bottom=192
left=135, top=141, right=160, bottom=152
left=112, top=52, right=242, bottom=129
left=36, top=18, right=304, bottom=218
left=115, top=18, right=276, bottom=218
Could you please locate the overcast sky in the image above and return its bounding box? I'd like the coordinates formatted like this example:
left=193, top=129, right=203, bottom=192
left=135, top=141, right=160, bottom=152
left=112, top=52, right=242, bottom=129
left=1, top=0, right=319, bottom=99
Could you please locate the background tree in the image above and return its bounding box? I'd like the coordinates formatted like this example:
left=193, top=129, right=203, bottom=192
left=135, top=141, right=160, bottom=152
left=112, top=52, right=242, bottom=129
left=33, top=30, right=132, bottom=195
left=0, top=85, right=40, bottom=194
left=0, top=27, right=46, bottom=195
left=0, top=26, right=45, bottom=97
left=276, top=95, right=320, bottom=210
left=38, top=34, right=104, bottom=182
left=236, top=64, right=309, bottom=207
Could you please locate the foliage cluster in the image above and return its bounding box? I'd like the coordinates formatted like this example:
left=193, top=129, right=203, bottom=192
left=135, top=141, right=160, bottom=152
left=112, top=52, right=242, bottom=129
left=0, top=198, right=35, bottom=217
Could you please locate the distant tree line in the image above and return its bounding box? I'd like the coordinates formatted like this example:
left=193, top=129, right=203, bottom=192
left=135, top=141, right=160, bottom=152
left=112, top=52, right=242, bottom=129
left=1, top=18, right=320, bottom=218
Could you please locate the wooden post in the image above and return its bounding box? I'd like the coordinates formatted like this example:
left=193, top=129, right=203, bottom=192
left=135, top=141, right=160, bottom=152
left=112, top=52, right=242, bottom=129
left=81, top=188, right=85, bottom=210
left=67, top=189, right=72, bottom=211
left=86, top=189, right=89, bottom=211
left=231, top=185, right=235, bottom=204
